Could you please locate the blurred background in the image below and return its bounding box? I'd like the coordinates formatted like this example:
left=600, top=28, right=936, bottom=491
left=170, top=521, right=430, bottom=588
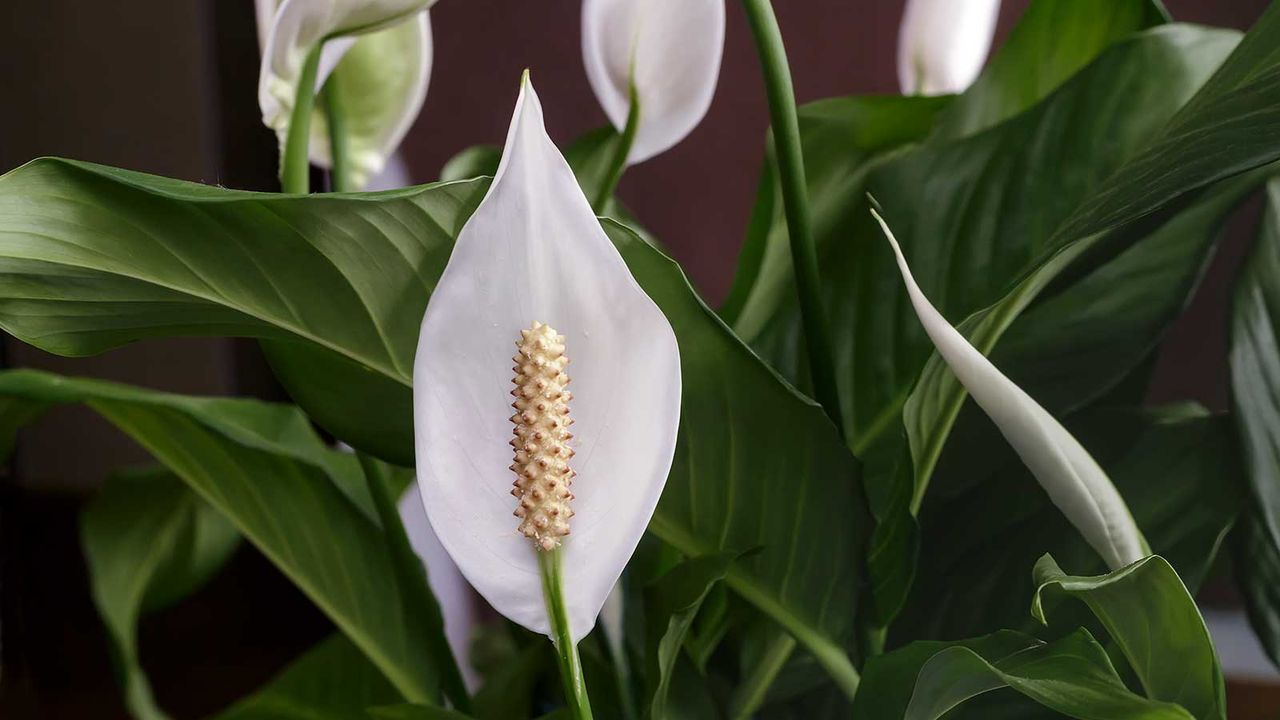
left=0, top=0, right=1275, bottom=716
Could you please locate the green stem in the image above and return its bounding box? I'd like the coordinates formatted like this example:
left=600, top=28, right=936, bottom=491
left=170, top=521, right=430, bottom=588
left=539, top=549, right=594, bottom=720
left=592, top=84, right=640, bottom=214
left=740, top=0, right=844, bottom=433
left=730, top=633, right=796, bottom=720
left=322, top=71, right=356, bottom=192
left=358, top=455, right=473, bottom=713
left=281, top=44, right=323, bottom=194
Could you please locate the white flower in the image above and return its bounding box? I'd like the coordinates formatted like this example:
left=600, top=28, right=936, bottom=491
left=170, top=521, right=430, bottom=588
left=257, top=0, right=434, bottom=188
left=413, top=75, right=681, bottom=641
left=872, top=210, right=1146, bottom=570
left=582, top=0, right=725, bottom=164
left=897, top=0, right=1001, bottom=96
left=397, top=484, right=480, bottom=690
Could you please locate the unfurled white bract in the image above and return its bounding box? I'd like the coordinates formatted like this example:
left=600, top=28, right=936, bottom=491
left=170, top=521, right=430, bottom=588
left=897, top=0, right=1001, bottom=96
left=257, top=0, right=433, bottom=188
left=413, top=75, right=681, bottom=642
left=582, top=0, right=725, bottom=164
left=872, top=210, right=1146, bottom=571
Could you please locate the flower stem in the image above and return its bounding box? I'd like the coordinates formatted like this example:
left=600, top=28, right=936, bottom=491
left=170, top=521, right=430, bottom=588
left=281, top=44, right=324, bottom=194
left=539, top=549, right=594, bottom=720
left=739, top=0, right=844, bottom=432
left=357, top=455, right=473, bottom=712
left=322, top=71, right=356, bottom=192
left=592, top=83, right=640, bottom=215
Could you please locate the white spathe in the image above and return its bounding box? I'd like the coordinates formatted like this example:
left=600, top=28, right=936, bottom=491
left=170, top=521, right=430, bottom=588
left=582, top=0, right=725, bottom=164
left=257, top=0, right=433, bottom=187
left=397, top=483, right=480, bottom=690
left=872, top=210, right=1146, bottom=571
left=413, top=76, right=682, bottom=642
left=897, top=0, right=1001, bottom=96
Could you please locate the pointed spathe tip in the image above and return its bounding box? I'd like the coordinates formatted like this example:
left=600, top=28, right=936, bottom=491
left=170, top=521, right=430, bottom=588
left=868, top=206, right=902, bottom=259
left=520, top=67, right=533, bottom=88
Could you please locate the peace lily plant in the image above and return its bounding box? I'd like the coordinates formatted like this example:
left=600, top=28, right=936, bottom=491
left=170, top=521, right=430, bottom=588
left=2, top=0, right=1280, bottom=719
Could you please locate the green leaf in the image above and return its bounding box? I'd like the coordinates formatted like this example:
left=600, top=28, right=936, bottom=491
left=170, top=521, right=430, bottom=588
left=1032, top=554, right=1226, bottom=720
left=643, top=552, right=739, bottom=719
left=875, top=24, right=1240, bottom=476
left=1227, top=177, right=1280, bottom=672
left=0, top=157, right=868, bottom=696
left=853, top=631, right=1038, bottom=719
left=80, top=467, right=239, bottom=720
left=895, top=406, right=1240, bottom=645
left=365, top=705, right=475, bottom=720
left=440, top=145, right=501, bottom=182
left=1232, top=510, right=1280, bottom=671
left=903, top=629, right=1192, bottom=720
left=885, top=10, right=1280, bottom=570
left=213, top=634, right=402, bottom=720
left=721, top=93, right=950, bottom=327
left=0, top=370, right=450, bottom=704
left=1231, top=180, right=1280, bottom=549
left=1053, top=2, right=1280, bottom=247
left=563, top=126, right=625, bottom=209
left=934, top=0, right=1168, bottom=139
left=0, top=160, right=486, bottom=465
left=731, top=4, right=1198, bottom=455
left=471, top=641, right=550, bottom=720
left=992, top=176, right=1256, bottom=417
left=605, top=220, right=868, bottom=697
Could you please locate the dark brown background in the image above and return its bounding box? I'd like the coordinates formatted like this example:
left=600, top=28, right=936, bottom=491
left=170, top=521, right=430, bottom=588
left=0, top=0, right=1274, bottom=717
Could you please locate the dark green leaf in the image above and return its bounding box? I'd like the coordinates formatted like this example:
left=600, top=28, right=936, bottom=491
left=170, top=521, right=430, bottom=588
left=80, top=468, right=239, bottom=720
left=1231, top=180, right=1280, bottom=551
left=563, top=126, right=624, bottom=208
left=0, top=147, right=868, bottom=698
left=0, top=160, right=486, bottom=465
left=853, top=631, right=1040, bottom=719
left=440, top=145, right=501, bottom=182
left=471, top=641, right=549, bottom=720
left=1227, top=177, right=1280, bottom=673
left=213, top=635, right=402, bottom=720
left=903, top=630, right=1191, bottom=720
left=732, top=7, right=1211, bottom=459
left=1232, top=510, right=1280, bottom=671
left=606, top=220, right=868, bottom=697
left=366, top=705, right=475, bottom=720
left=721, top=94, right=950, bottom=325
left=877, top=25, right=1239, bottom=481
left=935, top=0, right=1168, bottom=139
left=644, top=552, right=740, bottom=719
left=0, top=370, right=450, bottom=704
left=1053, top=2, right=1280, bottom=247
left=895, top=406, right=1240, bottom=645
left=1032, top=554, right=1225, bottom=720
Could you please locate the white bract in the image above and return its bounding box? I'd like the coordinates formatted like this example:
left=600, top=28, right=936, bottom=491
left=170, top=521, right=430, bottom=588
left=582, top=0, right=725, bottom=164
left=397, top=484, right=480, bottom=690
left=872, top=211, right=1146, bottom=571
left=257, top=0, right=433, bottom=188
left=897, top=0, right=1001, bottom=96
left=413, top=75, right=681, bottom=641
